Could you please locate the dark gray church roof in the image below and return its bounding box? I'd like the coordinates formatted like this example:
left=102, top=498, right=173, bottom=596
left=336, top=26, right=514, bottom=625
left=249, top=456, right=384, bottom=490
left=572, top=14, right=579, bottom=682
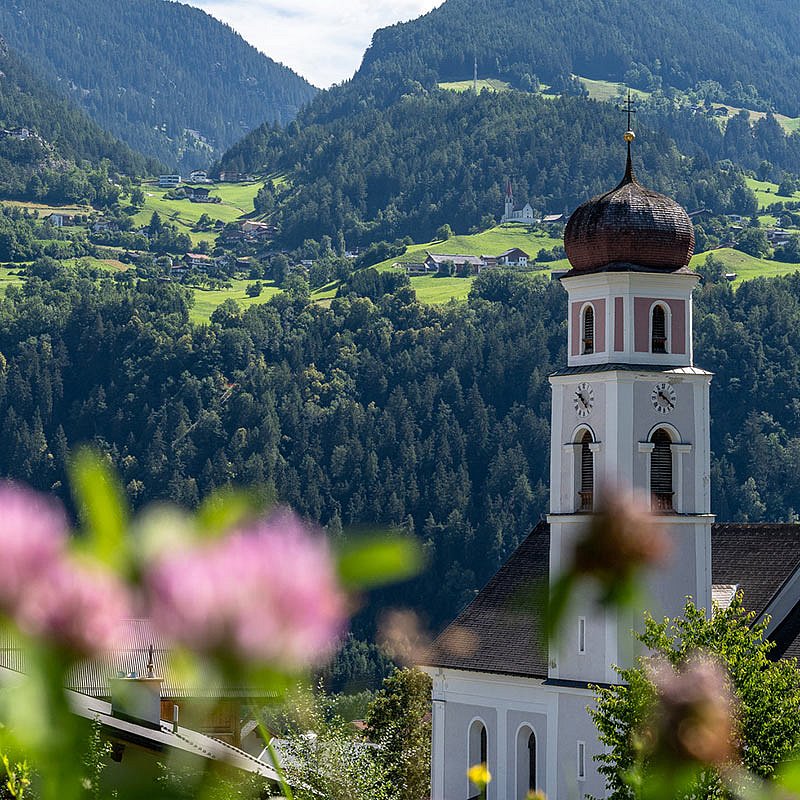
left=425, top=522, right=800, bottom=678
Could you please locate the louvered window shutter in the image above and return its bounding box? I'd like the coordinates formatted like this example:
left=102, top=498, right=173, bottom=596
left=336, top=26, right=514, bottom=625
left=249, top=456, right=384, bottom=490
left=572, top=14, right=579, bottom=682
left=583, top=306, right=594, bottom=354
left=580, top=432, right=593, bottom=493
left=651, top=429, right=673, bottom=499
left=652, top=305, right=667, bottom=353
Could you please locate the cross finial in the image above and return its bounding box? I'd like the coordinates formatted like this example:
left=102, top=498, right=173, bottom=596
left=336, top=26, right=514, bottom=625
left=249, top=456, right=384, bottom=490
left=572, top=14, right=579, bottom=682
left=620, top=89, right=636, bottom=132
left=618, top=89, right=637, bottom=183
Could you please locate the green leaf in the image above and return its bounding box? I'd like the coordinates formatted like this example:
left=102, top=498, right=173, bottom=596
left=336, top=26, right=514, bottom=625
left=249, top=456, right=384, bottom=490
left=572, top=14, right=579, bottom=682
left=68, top=448, right=128, bottom=571
left=337, top=534, right=424, bottom=590
left=195, top=485, right=273, bottom=538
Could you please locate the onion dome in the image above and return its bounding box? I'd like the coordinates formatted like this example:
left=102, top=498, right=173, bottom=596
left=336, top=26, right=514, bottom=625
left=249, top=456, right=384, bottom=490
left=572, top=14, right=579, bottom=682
left=564, top=134, right=695, bottom=273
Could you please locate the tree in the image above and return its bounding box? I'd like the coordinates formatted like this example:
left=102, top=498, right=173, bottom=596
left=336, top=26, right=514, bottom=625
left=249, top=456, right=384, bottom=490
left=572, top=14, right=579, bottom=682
left=365, top=668, right=432, bottom=800
left=274, top=688, right=391, bottom=800
left=129, top=186, right=145, bottom=207
left=735, top=227, right=770, bottom=258
left=435, top=224, right=453, bottom=241
left=246, top=281, right=263, bottom=297
left=591, top=595, right=800, bottom=800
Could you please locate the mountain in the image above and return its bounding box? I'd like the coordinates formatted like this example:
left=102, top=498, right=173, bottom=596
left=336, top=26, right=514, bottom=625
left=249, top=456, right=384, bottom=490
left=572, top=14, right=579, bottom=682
left=0, top=36, right=160, bottom=203
left=218, top=89, right=756, bottom=250
left=357, top=0, right=800, bottom=116
left=0, top=0, right=318, bottom=170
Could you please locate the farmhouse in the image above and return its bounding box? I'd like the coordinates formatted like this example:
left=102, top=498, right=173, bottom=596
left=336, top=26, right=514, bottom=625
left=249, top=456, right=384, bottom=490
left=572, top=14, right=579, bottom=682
left=183, top=252, right=214, bottom=270
left=219, top=171, right=246, bottom=183
left=45, top=213, right=74, bottom=227
left=496, top=247, right=529, bottom=267
left=158, top=174, right=182, bottom=188
left=186, top=185, right=213, bottom=202
left=422, top=135, right=800, bottom=800
left=424, top=252, right=487, bottom=275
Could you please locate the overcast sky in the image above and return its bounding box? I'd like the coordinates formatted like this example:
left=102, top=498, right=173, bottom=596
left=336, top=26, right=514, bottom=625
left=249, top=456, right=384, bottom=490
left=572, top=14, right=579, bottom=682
left=186, top=0, right=442, bottom=88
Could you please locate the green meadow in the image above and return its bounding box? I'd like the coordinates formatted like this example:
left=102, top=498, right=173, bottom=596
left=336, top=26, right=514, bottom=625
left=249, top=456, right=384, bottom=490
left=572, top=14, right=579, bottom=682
left=690, top=248, right=800, bottom=285
left=746, top=177, right=800, bottom=210
left=438, top=79, right=511, bottom=93
left=373, top=224, right=562, bottom=271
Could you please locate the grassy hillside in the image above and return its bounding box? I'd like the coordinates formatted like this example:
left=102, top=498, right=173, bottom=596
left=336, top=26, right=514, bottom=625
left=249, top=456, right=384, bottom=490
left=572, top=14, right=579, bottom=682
left=746, top=178, right=800, bottom=210
left=690, top=247, right=800, bottom=285
left=373, top=224, right=562, bottom=270
left=132, top=180, right=266, bottom=246
left=438, top=79, right=511, bottom=93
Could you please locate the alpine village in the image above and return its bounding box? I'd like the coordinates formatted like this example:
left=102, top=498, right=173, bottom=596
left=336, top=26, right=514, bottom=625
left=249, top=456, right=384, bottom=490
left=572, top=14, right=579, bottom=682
left=3, top=1, right=800, bottom=799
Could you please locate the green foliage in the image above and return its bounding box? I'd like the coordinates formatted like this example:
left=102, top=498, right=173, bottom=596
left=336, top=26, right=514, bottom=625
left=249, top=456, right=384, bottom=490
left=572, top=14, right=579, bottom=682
left=365, top=668, right=432, bottom=800
left=355, top=0, right=800, bottom=115
left=220, top=88, right=755, bottom=251
left=591, top=595, right=800, bottom=800
left=0, top=3, right=316, bottom=169
left=272, top=688, right=392, bottom=800
left=735, top=227, right=771, bottom=258
left=0, top=755, right=32, bottom=800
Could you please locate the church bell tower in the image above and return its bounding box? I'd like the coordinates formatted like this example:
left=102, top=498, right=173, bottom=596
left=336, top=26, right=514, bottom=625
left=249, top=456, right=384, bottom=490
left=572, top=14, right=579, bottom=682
left=547, top=124, right=714, bottom=688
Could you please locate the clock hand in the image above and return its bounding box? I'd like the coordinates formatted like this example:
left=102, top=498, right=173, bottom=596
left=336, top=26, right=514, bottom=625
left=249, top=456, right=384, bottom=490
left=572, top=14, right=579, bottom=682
left=658, top=391, right=674, bottom=409
left=575, top=390, right=588, bottom=409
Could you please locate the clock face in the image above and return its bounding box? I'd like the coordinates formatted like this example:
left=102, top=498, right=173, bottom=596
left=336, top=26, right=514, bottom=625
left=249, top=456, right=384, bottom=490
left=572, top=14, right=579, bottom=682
left=651, top=382, right=677, bottom=415
left=573, top=382, right=595, bottom=418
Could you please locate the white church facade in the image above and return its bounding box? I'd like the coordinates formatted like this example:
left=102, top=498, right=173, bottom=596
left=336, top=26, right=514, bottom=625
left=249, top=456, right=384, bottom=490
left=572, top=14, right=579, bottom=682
left=502, top=179, right=536, bottom=224
left=423, top=136, right=800, bottom=800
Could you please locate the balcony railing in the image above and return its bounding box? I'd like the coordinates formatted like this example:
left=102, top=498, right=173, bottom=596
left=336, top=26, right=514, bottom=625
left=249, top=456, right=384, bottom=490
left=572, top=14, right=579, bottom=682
left=652, top=492, right=674, bottom=512
left=578, top=491, right=594, bottom=512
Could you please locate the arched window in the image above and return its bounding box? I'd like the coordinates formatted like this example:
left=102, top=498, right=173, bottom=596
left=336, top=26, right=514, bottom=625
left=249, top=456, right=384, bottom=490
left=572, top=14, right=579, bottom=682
left=652, top=304, right=667, bottom=353
left=527, top=731, right=537, bottom=792
left=650, top=428, right=673, bottom=510
left=468, top=720, right=488, bottom=797
left=582, top=305, right=594, bottom=354
left=579, top=430, right=594, bottom=511
left=516, top=727, right=537, bottom=799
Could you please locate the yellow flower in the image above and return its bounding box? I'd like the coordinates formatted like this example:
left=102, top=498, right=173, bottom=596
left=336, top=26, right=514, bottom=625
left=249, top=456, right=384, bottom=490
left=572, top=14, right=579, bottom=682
left=467, top=763, right=492, bottom=787
left=527, top=791, right=547, bottom=800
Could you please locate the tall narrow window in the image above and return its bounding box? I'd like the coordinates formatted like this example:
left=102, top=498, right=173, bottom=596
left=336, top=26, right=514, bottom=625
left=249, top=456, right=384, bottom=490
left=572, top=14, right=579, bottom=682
left=580, top=431, right=594, bottom=511
left=528, top=732, right=537, bottom=792
left=577, top=741, right=586, bottom=781
left=468, top=721, right=488, bottom=799
left=650, top=429, right=673, bottom=511
left=582, top=305, right=594, bottom=354
left=652, top=305, right=667, bottom=353
left=578, top=617, right=586, bottom=654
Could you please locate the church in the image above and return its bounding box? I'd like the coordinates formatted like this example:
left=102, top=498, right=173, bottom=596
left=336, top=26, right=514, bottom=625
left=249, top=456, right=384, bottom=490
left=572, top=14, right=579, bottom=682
left=422, top=131, right=800, bottom=800
left=501, top=179, right=536, bottom=224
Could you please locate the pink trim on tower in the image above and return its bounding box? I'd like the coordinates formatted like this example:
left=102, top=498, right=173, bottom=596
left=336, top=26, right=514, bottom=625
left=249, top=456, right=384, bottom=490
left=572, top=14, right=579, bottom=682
left=633, top=297, right=687, bottom=354
left=666, top=299, right=686, bottom=354
left=614, top=297, right=624, bottom=352
left=571, top=302, right=581, bottom=356
left=594, top=298, right=606, bottom=353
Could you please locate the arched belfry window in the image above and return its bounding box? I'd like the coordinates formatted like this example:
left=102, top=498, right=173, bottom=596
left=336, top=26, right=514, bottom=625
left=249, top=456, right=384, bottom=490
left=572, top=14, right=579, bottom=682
left=650, top=428, right=673, bottom=510
left=468, top=720, right=488, bottom=794
left=582, top=305, right=594, bottom=354
left=652, top=304, right=667, bottom=353
left=579, top=430, right=594, bottom=511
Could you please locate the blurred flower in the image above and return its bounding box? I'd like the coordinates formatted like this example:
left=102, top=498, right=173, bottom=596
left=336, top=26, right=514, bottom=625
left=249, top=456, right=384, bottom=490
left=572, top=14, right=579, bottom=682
left=145, top=510, right=347, bottom=669
left=467, top=763, right=491, bottom=788
left=0, top=483, right=67, bottom=614
left=377, top=608, right=432, bottom=664
left=16, top=558, right=132, bottom=655
left=644, top=655, right=738, bottom=767
left=573, top=488, right=670, bottom=588
left=527, top=791, right=547, bottom=800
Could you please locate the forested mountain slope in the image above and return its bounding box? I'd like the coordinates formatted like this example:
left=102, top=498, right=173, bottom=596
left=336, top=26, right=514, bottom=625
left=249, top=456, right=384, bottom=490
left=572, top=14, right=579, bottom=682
left=3, top=265, right=800, bottom=629
left=0, top=0, right=317, bottom=169
left=0, top=37, right=159, bottom=202
left=358, top=0, right=800, bottom=115
left=219, top=90, right=755, bottom=248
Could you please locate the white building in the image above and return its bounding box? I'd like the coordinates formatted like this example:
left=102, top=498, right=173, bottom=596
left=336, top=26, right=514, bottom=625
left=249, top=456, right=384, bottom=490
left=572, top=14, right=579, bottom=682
left=502, top=180, right=536, bottom=224
left=423, top=140, right=800, bottom=800
left=158, top=174, right=182, bottom=188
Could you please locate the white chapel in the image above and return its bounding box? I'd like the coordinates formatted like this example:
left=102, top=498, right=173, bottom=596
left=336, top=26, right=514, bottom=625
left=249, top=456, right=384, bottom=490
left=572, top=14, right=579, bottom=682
left=422, top=132, right=800, bottom=800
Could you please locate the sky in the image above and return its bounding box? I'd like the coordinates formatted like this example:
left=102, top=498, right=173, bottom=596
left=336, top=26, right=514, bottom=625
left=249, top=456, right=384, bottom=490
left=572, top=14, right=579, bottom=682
left=186, top=0, right=442, bottom=88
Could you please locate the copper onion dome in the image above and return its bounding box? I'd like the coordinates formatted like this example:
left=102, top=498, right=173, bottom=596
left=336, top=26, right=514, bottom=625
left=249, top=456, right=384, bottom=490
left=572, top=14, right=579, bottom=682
left=564, top=137, right=695, bottom=273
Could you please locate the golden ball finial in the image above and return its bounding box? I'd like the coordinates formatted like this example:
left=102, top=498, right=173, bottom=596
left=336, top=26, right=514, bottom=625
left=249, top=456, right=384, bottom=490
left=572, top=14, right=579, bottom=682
left=624, top=129, right=636, bottom=143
